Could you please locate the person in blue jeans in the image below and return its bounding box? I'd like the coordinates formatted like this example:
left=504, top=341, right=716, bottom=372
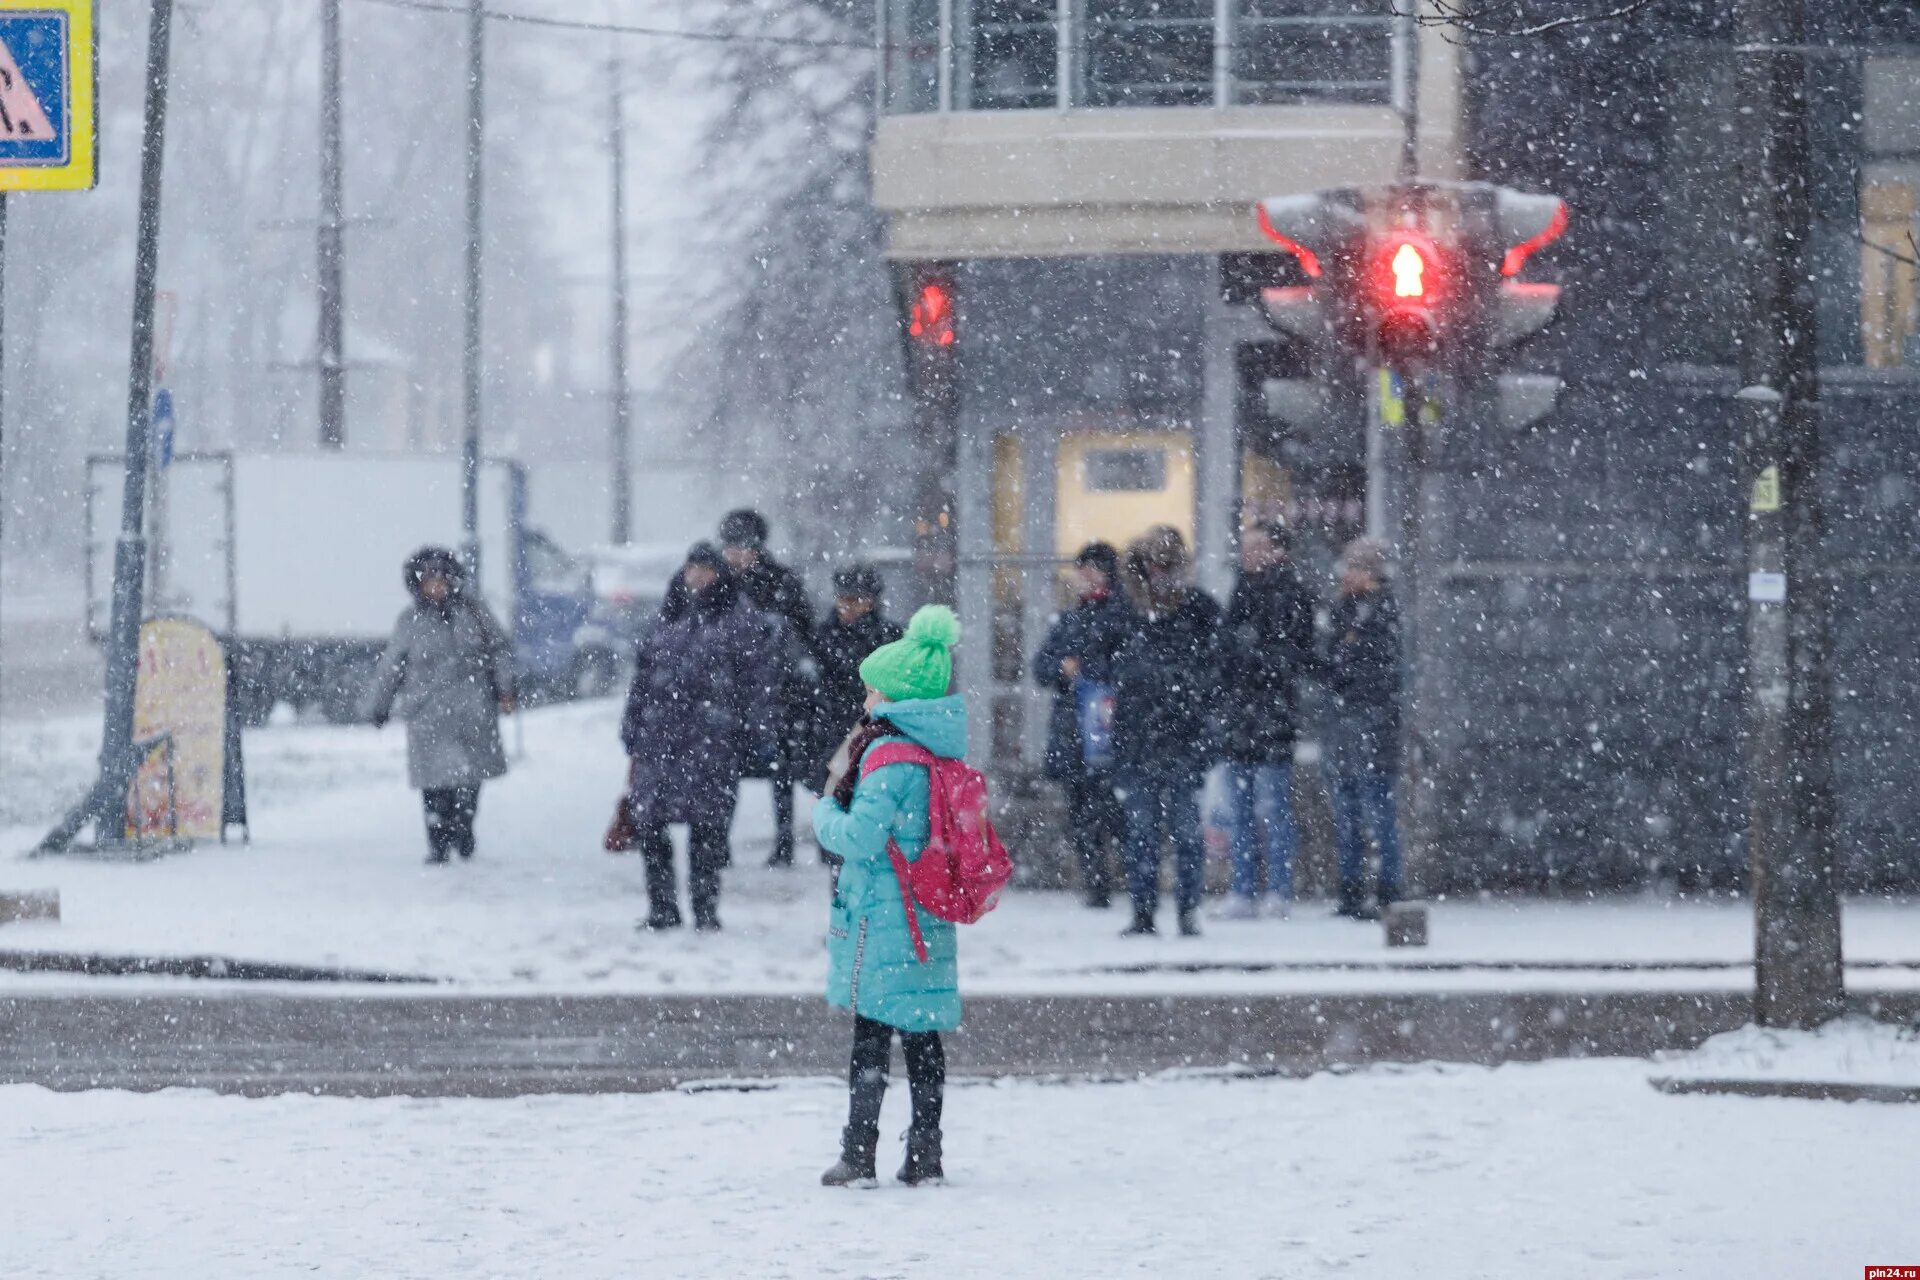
left=1110, top=526, right=1220, bottom=938
left=1216, top=519, right=1318, bottom=919
left=1322, top=538, right=1403, bottom=920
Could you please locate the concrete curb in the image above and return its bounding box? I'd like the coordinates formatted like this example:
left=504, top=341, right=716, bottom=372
left=3, top=988, right=1915, bottom=1097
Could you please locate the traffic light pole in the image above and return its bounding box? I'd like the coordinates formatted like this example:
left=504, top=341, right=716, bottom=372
left=1736, top=0, right=1842, bottom=1027
left=1387, top=364, right=1440, bottom=900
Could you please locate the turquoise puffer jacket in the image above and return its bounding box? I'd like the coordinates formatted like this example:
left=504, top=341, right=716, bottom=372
left=811, top=694, right=966, bottom=1033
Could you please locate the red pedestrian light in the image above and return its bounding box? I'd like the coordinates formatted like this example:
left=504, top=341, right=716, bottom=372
left=1369, top=234, right=1444, bottom=364
left=909, top=282, right=956, bottom=347
left=1391, top=242, right=1426, bottom=298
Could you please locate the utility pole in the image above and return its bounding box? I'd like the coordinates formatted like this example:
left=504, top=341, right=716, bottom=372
left=460, top=0, right=485, bottom=576
left=317, top=0, right=346, bottom=449
left=41, top=0, right=176, bottom=853
left=607, top=56, right=632, bottom=545
left=1736, top=0, right=1843, bottom=1027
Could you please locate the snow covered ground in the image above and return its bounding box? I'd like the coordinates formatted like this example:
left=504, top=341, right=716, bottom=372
left=1655, top=1016, right=1920, bottom=1089
left=2, top=1058, right=1915, bottom=1279
left=3, top=700, right=1918, bottom=994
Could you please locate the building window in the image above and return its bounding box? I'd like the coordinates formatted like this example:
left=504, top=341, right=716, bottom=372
left=1233, top=0, right=1393, bottom=106
left=1863, top=57, right=1920, bottom=368
left=880, top=0, right=1404, bottom=113
left=959, top=0, right=1058, bottom=109
left=1080, top=0, right=1215, bottom=108
left=885, top=0, right=940, bottom=113
left=1084, top=447, right=1169, bottom=492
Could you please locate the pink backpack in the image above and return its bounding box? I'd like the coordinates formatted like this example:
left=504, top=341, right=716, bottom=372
left=859, top=741, right=1015, bottom=963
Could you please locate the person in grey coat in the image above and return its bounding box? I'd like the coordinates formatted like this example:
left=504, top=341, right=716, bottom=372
left=363, top=546, right=516, bottom=863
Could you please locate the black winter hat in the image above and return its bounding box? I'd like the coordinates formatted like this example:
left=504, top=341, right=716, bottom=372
left=1073, top=541, right=1121, bottom=583
left=832, top=563, right=885, bottom=601
left=685, top=540, right=728, bottom=573
left=718, top=508, right=769, bottom=550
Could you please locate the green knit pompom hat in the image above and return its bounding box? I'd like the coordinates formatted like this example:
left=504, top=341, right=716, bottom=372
left=859, top=605, right=961, bottom=703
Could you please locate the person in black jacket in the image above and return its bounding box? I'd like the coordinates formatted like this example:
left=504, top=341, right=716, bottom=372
left=720, top=509, right=817, bottom=867
left=809, top=563, right=903, bottom=782
left=1112, top=526, right=1220, bottom=938
left=1323, top=537, right=1403, bottom=920
left=1031, top=543, right=1136, bottom=908
left=1216, top=519, right=1318, bottom=919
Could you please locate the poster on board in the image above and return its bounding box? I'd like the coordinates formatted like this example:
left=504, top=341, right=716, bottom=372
left=128, top=616, right=227, bottom=841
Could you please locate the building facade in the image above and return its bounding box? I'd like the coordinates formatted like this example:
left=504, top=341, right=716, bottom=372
left=870, top=0, right=1920, bottom=893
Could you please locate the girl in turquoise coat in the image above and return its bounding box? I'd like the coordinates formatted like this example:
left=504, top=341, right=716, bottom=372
left=812, top=605, right=964, bottom=1188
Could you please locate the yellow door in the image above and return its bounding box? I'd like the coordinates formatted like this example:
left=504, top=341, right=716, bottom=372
left=1053, top=432, right=1194, bottom=559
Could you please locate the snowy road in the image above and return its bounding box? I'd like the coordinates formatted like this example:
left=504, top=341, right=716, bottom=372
left=2, top=1059, right=1914, bottom=1279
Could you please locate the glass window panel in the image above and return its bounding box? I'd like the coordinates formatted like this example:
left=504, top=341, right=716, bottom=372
left=886, top=0, right=940, bottom=113
left=1084, top=448, right=1168, bottom=492
left=961, top=0, right=1058, bottom=110
left=1081, top=0, right=1214, bottom=108
left=1233, top=0, right=1391, bottom=106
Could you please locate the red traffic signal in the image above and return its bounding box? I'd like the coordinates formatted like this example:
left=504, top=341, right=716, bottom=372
left=908, top=281, right=956, bottom=347
left=1369, top=233, right=1446, bottom=363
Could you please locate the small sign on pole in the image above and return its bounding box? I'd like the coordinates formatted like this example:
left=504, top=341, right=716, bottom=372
left=0, top=0, right=96, bottom=192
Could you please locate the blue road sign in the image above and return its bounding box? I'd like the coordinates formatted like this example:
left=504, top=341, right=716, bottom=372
left=152, top=388, right=174, bottom=469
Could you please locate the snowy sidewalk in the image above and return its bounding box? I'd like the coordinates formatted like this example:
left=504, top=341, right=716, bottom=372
left=3, top=701, right=1918, bottom=994
left=4, top=1058, right=1916, bottom=1279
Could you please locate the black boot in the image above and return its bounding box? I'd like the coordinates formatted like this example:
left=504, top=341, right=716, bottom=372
left=1177, top=908, right=1201, bottom=937
left=643, top=845, right=681, bottom=929
left=897, top=1129, right=944, bottom=1187
left=1121, top=908, right=1157, bottom=937
left=820, top=1126, right=879, bottom=1188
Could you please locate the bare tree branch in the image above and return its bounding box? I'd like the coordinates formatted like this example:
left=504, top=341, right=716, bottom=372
left=1854, top=227, right=1920, bottom=271
left=1392, top=0, right=1658, bottom=39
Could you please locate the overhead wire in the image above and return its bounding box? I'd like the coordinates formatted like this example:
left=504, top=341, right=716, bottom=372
left=351, top=0, right=880, bottom=51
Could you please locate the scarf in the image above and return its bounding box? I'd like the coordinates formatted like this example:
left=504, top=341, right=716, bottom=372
left=832, top=714, right=901, bottom=809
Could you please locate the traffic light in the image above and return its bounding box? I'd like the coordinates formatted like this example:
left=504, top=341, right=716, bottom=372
left=1485, top=188, right=1566, bottom=429
left=1255, top=182, right=1568, bottom=429
left=908, top=279, right=956, bottom=347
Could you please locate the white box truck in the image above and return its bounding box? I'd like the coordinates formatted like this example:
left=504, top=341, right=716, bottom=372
left=86, top=452, right=608, bottom=722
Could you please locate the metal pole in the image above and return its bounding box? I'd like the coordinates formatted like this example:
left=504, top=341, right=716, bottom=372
left=607, top=56, right=632, bottom=545
left=317, top=0, right=347, bottom=449
left=460, top=0, right=484, bottom=576
left=90, top=0, right=176, bottom=845
left=1736, top=0, right=1842, bottom=1027
left=1393, top=4, right=1418, bottom=180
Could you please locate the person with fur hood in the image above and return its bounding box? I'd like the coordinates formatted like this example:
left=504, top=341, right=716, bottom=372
left=362, top=547, right=516, bottom=864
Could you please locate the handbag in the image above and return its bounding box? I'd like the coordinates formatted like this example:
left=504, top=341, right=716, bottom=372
left=603, top=760, right=641, bottom=853
left=1075, top=678, right=1117, bottom=772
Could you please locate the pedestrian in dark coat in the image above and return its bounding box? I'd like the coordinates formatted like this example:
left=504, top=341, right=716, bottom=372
left=1322, top=536, right=1403, bottom=919
left=720, top=508, right=817, bottom=867
left=809, top=563, right=903, bottom=783
left=1216, top=519, right=1318, bottom=918
left=1031, top=542, right=1135, bottom=908
left=1111, top=526, right=1221, bottom=938
left=363, top=547, right=516, bottom=864
left=620, top=542, right=782, bottom=931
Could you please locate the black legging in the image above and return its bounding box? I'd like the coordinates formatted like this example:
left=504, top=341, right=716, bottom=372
left=847, top=1014, right=945, bottom=1137
left=422, top=786, right=480, bottom=857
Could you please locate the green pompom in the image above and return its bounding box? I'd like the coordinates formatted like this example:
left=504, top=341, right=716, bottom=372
left=905, top=604, right=961, bottom=650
